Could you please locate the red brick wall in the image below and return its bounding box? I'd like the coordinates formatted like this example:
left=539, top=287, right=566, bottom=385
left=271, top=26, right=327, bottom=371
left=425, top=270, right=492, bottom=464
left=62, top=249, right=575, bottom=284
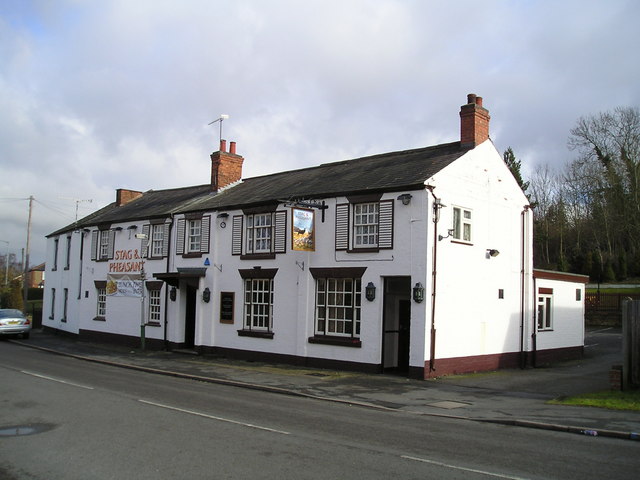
left=459, top=93, right=490, bottom=146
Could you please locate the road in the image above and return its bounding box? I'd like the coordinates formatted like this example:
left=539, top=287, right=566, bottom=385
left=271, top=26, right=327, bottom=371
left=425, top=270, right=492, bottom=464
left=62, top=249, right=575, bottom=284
left=0, top=341, right=637, bottom=479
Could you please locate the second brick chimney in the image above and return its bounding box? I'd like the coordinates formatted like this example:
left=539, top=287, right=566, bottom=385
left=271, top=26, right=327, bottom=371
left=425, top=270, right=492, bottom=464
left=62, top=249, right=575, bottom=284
left=116, top=188, right=143, bottom=206
left=210, top=140, right=244, bottom=191
left=460, top=93, right=491, bottom=147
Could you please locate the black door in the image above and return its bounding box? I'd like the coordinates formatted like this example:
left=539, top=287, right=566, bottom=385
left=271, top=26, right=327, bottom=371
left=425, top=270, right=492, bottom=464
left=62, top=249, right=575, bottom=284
left=184, top=284, right=197, bottom=348
left=397, top=299, right=411, bottom=372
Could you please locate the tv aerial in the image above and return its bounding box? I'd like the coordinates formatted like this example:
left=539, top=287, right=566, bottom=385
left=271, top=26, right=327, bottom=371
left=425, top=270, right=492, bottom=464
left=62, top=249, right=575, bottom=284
left=208, top=114, right=229, bottom=142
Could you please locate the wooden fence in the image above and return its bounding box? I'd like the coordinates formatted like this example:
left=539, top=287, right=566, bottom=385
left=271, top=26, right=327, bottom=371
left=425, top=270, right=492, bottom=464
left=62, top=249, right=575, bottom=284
left=585, top=292, right=640, bottom=326
left=622, top=299, right=640, bottom=388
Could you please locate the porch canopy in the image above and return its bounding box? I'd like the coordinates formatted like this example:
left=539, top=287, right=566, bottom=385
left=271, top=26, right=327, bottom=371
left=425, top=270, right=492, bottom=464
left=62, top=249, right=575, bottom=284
left=153, top=267, right=207, bottom=287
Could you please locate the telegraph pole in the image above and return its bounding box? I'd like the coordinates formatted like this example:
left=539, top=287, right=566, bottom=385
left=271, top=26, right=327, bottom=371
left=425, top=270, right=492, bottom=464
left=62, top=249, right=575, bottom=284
left=23, top=195, right=33, bottom=313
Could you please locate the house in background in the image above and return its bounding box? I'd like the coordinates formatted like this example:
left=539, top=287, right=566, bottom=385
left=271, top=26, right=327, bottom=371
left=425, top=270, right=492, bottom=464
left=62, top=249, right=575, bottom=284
left=42, top=94, right=587, bottom=379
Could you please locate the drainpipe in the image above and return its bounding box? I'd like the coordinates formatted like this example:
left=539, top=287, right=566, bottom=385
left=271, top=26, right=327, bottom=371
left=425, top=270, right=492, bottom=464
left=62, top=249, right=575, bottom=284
left=520, top=205, right=531, bottom=369
left=163, top=215, right=174, bottom=351
left=426, top=186, right=442, bottom=373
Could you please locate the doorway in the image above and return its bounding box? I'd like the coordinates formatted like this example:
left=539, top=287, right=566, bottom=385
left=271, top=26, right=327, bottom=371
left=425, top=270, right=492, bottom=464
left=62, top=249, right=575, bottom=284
left=382, top=277, right=412, bottom=374
left=184, top=284, right=197, bottom=348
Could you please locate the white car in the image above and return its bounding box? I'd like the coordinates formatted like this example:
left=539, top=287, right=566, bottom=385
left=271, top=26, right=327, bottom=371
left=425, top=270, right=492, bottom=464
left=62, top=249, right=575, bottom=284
left=0, top=309, right=31, bottom=339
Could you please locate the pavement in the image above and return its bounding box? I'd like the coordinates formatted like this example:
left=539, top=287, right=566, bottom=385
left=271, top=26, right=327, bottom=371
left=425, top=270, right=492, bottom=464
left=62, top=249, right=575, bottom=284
left=8, top=326, right=640, bottom=442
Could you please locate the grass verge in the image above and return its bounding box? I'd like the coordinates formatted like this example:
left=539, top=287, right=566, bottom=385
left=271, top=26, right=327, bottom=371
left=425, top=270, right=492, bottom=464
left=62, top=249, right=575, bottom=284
left=549, top=389, right=640, bottom=411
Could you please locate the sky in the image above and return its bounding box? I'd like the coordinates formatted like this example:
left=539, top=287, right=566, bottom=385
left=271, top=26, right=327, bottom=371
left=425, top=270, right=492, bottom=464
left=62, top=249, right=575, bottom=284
left=1, top=0, right=638, bottom=267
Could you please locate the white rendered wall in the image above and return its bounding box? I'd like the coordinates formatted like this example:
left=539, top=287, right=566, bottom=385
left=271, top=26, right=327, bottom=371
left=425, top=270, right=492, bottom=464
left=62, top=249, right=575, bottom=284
left=422, top=141, right=532, bottom=362
left=535, top=277, right=585, bottom=351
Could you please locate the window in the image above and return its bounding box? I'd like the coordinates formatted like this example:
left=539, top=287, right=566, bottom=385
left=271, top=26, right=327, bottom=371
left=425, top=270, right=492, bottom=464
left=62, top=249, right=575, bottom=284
left=232, top=210, right=287, bottom=258
left=537, top=294, right=553, bottom=330
left=452, top=206, right=472, bottom=243
left=141, top=222, right=169, bottom=259
left=309, top=267, right=365, bottom=347
left=148, top=289, right=161, bottom=324
left=65, top=236, right=72, bottom=269
left=50, top=288, right=56, bottom=319
left=52, top=238, right=59, bottom=271
left=91, top=228, right=115, bottom=261
left=243, top=278, right=273, bottom=332
left=335, top=197, right=393, bottom=252
left=246, top=213, right=272, bottom=253
left=176, top=215, right=210, bottom=257
left=315, top=278, right=361, bottom=337
left=353, top=203, right=379, bottom=247
left=95, top=280, right=107, bottom=320
left=188, top=219, right=201, bottom=252
left=62, top=288, right=69, bottom=323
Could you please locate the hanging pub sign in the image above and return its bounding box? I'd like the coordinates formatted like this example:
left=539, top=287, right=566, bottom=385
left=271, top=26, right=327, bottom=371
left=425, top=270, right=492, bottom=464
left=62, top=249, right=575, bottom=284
left=292, top=208, right=315, bottom=251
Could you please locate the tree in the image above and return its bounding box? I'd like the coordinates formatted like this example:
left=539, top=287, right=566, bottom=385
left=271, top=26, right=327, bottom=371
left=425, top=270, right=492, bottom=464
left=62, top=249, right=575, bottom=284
left=503, top=147, right=530, bottom=198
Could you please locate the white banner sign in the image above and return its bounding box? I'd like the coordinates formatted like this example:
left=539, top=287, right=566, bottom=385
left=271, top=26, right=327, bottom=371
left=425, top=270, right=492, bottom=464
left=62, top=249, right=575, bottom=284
left=107, top=274, right=143, bottom=297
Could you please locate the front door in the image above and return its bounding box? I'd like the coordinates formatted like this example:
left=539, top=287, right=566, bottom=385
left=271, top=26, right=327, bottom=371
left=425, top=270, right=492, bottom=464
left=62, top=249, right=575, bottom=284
left=184, top=284, right=197, bottom=348
left=382, top=277, right=411, bottom=374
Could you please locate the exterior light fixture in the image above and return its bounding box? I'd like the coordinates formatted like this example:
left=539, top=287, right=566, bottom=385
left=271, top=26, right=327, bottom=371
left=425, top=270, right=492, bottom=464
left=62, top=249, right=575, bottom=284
left=202, top=287, right=211, bottom=303
left=397, top=193, right=413, bottom=205
left=170, top=287, right=177, bottom=301
left=217, top=212, right=229, bottom=228
left=438, top=229, right=454, bottom=241
left=413, top=282, right=425, bottom=303
left=113, top=226, right=123, bottom=231
left=487, top=249, right=500, bottom=258
left=365, top=282, right=376, bottom=302
left=127, top=225, right=138, bottom=230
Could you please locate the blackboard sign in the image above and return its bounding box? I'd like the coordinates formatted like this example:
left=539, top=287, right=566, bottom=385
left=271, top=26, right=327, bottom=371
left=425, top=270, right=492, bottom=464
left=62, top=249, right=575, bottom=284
left=220, top=291, right=234, bottom=324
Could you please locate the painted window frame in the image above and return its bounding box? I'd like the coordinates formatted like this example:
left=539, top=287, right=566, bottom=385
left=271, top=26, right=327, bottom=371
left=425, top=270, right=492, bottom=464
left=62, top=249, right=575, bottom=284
left=95, top=281, right=107, bottom=320
left=175, top=215, right=210, bottom=258
left=237, top=268, right=278, bottom=339
left=308, top=267, right=366, bottom=347
left=232, top=208, right=287, bottom=259
left=537, top=293, right=553, bottom=331
left=140, top=221, right=170, bottom=260
left=452, top=206, right=473, bottom=243
left=148, top=289, right=161, bottom=324
left=335, top=195, right=393, bottom=253
left=90, top=227, right=115, bottom=261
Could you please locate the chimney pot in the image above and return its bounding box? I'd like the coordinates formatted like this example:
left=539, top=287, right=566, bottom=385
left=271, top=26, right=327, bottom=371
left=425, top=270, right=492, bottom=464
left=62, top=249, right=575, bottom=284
left=220, top=139, right=227, bottom=152
left=476, top=96, right=483, bottom=107
left=229, top=141, right=236, bottom=155
left=467, top=93, right=476, bottom=104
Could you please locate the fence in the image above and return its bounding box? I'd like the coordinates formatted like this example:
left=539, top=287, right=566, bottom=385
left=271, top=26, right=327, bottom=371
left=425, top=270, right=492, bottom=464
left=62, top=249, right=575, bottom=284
left=586, top=292, right=640, bottom=326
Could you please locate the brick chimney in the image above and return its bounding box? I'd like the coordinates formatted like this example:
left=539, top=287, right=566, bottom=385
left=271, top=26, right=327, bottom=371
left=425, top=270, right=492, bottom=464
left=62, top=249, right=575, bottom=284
left=210, top=140, right=244, bottom=191
left=116, top=188, right=143, bottom=206
left=460, top=93, right=491, bottom=147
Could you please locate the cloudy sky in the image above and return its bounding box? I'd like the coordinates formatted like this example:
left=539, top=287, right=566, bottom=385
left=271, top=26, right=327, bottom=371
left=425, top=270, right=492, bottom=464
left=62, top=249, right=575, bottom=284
left=1, top=0, right=638, bottom=266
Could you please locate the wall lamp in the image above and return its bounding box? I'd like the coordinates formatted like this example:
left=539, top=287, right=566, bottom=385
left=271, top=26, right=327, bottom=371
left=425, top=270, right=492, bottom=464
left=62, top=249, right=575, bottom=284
left=217, top=212, right=229, bottom=228
left=397, top=193, right=413, bottom=205
left=113, top=226, right=123, bottom=231
left=487, top=249, right=500, bottom=258
left=413, top=282, right=425, bottom=303
left=170, top=287, right=177, bottom=301
left=202, top=287, right=211, bottom=303
left=365, top=282, right=376, bottom=302
left=127, top=225, right=138, bottom=230
left=438, top=229, right=454, bottom=241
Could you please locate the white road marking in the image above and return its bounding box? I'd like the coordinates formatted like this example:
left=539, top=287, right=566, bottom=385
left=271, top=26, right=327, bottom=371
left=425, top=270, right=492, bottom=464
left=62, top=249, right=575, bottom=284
left=139, top=399, right=290, bottom=435
left=401, top=455, right=530, bottom=479
left=21, top=370, right=94, bottom=390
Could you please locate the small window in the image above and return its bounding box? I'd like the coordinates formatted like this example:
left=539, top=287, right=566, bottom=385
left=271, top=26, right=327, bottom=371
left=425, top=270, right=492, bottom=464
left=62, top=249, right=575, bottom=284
left=65, top=236, right=72, bottom=269
left=353, top=202, right=379, bottom=247
left=151, top=224, right=164, bottom=257
left=50, top=288, right=56, bottom=319
left=96, top=287, right=106, bottom=318
left=188, top=219, right=202, bottom=253
left=62, top=288, right=69, bottom=323
left=52, top=238, right=59, bottom=271
left=452, top=206, right=472, bottom=243
left=148, top=289, right=161, bottom=324
left=576, top=289, right=582, bottom=301
left=91, top=229, right=115, bottom=261
left=175, top=215, right=210, bottom=257
left=246, top=213, right=272, bottom=254
left=537, top=294, right=553, bottom=331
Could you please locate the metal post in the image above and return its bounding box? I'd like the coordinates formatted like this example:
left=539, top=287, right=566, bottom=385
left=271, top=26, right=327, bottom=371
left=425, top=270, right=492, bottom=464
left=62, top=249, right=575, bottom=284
left=135, top=233, right=148, bottom=350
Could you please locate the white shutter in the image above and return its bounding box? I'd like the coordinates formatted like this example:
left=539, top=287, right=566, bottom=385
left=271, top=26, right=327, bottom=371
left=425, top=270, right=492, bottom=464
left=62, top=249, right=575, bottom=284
left=90, top=230, right=98, bottom=260
left=108, top=230, right=116, bottom=259
left=162, top=222, right=170, bottom=257
left=378, top=200, right=394, bottom=249
left=201, top=215, right=211, bottom=253
left=141, top=224, right=150, bottom=258
left=232, top=216, right=243, bottom=255
left=176, top=219, right=185, bottom=254
left=273, top=210, right=287, bottom=254
left=335, top=203, right=349, bottom=251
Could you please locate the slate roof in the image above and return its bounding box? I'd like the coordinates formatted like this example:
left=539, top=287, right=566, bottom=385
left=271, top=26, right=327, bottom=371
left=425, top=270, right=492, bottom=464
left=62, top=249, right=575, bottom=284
left=49, top=140, right=470, bottom=235
left=186, top=141, right=470, bottom=212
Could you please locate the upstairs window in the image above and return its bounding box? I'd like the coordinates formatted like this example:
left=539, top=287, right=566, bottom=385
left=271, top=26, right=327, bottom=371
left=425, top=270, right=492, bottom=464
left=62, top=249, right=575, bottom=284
left=91, top=228, right=115, bottom=261
left=232, top=209, right=287, bottom=259
left=452, top=206, right=472, bottom=243
left=64, top=235, right=72, bottom=269
left=336, top=196, right=393, bottom=252
left=52, top=238, right=59, bottom=271
left=141, top=222, right=170, bottom=259
left=176, top=215, right=210, bottom=257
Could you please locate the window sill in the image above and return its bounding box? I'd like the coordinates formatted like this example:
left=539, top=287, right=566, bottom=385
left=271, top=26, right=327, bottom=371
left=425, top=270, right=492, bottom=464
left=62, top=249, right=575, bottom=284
left=451, top=240, right=473, bottom=246
left=237, top=330, right=274, bottom=339
left=93, top=316, right=106, bottom=322
left=308, top=336, right=361, bottom=348
left=538, top=328, right=553, bottom=332
left=146, top=321, right=161, bottom=327
left=182, top=252, right=204, bottom=258
left=346, top=247, right=380, bottom=254
left=240, top=253, right=276, bottom=260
